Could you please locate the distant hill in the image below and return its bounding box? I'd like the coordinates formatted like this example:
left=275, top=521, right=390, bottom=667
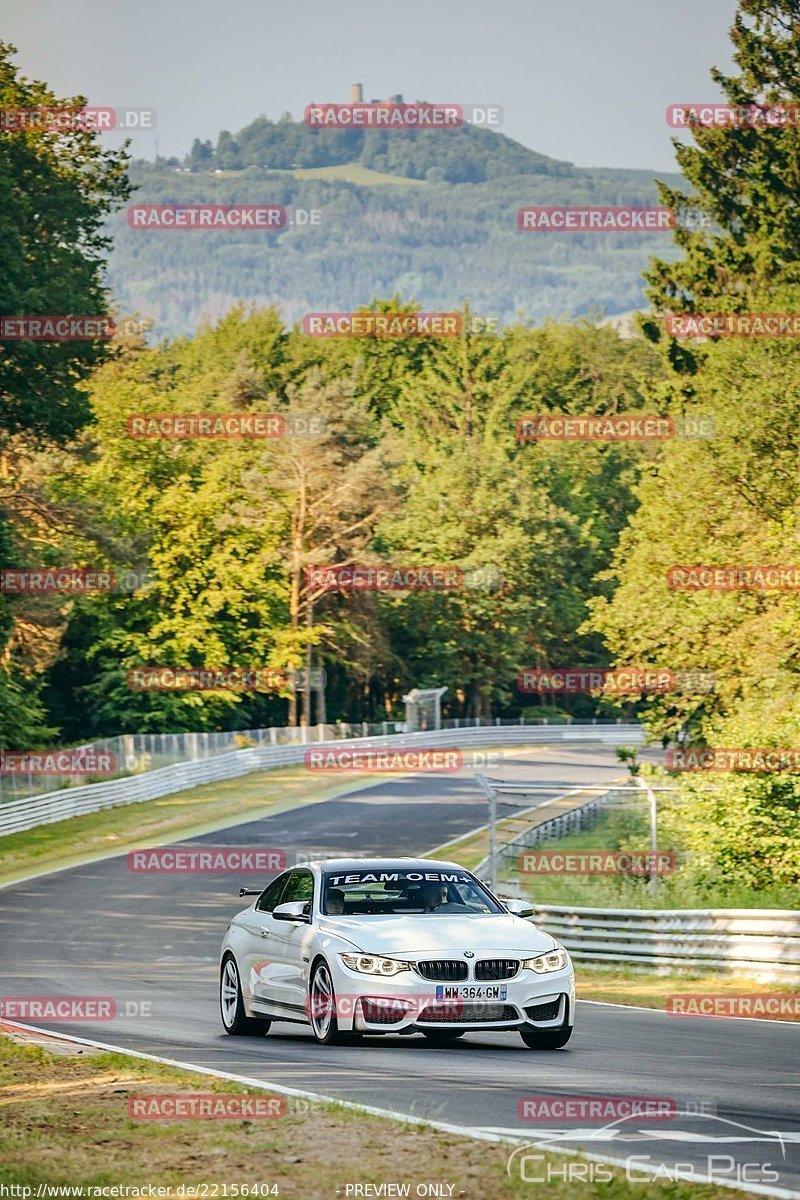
left=108, top=118, right=683, bottom=339
left=180, top=114, right=578, bottom=183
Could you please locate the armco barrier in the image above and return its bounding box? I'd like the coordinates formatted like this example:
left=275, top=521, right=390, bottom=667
left=473, top=789, right=619, bottom=882
left=530, top=904, right=800, bottom=982
left=0, top=715, right=634, bottom=804
left=0, top=723, right=644, bottom=838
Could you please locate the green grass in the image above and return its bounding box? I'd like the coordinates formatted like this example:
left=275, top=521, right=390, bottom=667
left=576, top=965, right=800, bottom=1012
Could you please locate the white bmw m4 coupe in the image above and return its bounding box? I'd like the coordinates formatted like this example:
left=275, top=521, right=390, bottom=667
left=219, top=857, right=575, bottom=1048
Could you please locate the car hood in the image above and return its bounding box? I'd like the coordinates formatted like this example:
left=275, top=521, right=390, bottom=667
left=317, top=913, right=558, bottom=957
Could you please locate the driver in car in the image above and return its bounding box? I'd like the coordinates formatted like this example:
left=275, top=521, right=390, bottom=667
left=325, top=887, right=345, bottom=915
left=420, top=881, right=476, bottom=913
left=420, top=882, right=449, bottom=911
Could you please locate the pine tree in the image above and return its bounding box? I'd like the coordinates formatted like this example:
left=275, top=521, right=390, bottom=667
left=645, top=0, right=800, bottom=334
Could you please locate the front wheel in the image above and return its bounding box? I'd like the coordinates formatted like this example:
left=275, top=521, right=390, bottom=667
left=520, top=1021, right=573, bottom=1050
left=308, top=960, right=348, bottom=1045
left=220, top=955, right=271, bottom=1036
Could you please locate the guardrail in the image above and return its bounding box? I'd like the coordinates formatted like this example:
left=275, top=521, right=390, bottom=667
left=0, top=723, right=644, bottom=838
left=530, top=904, right=800, bottom=983
left=474, top=789, right=620, bottom=882
left=473, top=777, right=798, bottom=982
left=0, top=714, right=633, bottom=803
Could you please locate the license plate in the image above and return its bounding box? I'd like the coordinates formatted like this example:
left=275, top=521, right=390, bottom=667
left=435, top=985, right=507, bottom=1001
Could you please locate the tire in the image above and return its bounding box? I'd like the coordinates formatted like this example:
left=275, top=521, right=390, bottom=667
left=422, top=1030, right=465, bottom=1044
left=308, top=960, right=348, bottom=1045
left=519, top=1021, right=573, bottom=1050
left=220, top=954, right=271, bottom=1036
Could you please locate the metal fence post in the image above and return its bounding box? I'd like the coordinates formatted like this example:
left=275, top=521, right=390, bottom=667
left=638, top=775, right=659, bottom=899
left=475, top=774, right=498, bottom=892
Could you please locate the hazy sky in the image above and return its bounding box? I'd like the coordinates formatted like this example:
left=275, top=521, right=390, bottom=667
left=4, top=0, right=737, bottom=171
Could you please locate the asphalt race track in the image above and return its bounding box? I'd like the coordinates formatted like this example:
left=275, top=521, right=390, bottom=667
left=1, top=744, right=799, bottom=1195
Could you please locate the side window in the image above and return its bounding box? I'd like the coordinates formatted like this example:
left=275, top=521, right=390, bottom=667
left=279, top=869, right=315, bottom=911
left=256, top=873, right=290, bottom=913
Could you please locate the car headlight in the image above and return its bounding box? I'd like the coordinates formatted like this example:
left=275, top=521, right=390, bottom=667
left=522, top=947, right=569, bottom=974
left=340, top=953, right=411, bottom=977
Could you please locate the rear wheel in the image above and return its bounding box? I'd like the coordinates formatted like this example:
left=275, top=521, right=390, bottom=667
left=220, top=955, right=271, bottom=1036
left=308, top=960, right=347, bottom=1045
left=422, top=1030, right=465, bottom=1045
left=519, top=1021, right=573, bottom=1050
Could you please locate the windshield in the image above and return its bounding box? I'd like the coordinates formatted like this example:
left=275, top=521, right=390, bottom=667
left=320, top=868, right=503, bottom=916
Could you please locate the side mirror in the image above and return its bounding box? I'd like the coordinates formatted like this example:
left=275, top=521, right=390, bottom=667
left=500, top=897, right=534, bottom=918
left=273, top=900, right=310, bottom=923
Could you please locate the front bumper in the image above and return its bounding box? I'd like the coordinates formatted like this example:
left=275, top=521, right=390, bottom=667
left=332, top=962, right=575, bottom=1034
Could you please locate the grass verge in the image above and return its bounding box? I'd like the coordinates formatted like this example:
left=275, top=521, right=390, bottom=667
left=0, top=1032, right=769, bottom=1198
left=575, top=966, right=800, bottom=1018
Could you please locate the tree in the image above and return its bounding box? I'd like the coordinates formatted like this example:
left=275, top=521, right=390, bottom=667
left=187, top=138, right=214, bottom=171
left=645, top=1, right=800, bottom=336
left=0, top=43, right=130, bottom=446
left=236, top=369, right=400, bottom=725
left=587, top=327, right=800, bottom=739
left=0, top=42, right=130, bottom=747
left=216, top=131, right=241, bottom=170
left=60, top=310, right=291, bottom=734
left=378, top=315, right=594, bottom=718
